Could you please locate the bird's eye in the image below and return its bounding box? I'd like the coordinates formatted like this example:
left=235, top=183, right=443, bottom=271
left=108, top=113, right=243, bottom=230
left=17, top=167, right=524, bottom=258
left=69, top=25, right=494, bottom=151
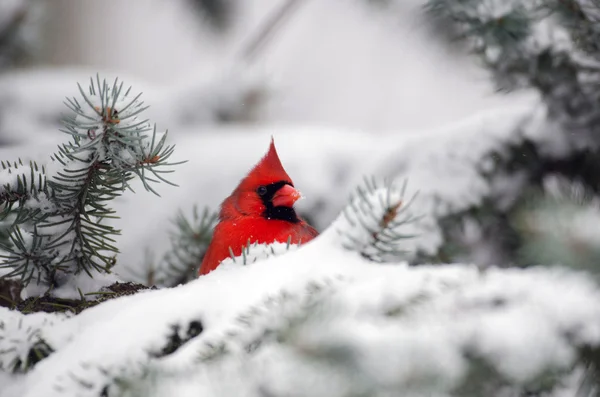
left=257, top=186, right=268, bottom=196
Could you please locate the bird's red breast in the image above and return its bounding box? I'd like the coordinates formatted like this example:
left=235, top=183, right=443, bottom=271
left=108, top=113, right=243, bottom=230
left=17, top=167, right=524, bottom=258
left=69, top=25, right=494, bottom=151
left=199, top=139, right=318, bottom=276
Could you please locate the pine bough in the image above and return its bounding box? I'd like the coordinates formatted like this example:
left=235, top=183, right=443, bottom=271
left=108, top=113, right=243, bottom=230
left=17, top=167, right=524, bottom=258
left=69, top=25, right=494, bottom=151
left=0, top=76, right=181, bottom=292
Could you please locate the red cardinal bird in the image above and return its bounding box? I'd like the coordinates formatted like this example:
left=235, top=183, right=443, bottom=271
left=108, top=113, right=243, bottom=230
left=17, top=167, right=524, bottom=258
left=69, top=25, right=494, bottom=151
left=199, top=139, right=318, bottom=276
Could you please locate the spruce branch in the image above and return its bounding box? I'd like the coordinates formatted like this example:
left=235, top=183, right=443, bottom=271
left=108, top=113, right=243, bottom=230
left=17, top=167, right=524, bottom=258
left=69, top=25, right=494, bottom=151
left=413, top=0, right=600, bottom=270
left=125, top=205, right=217, bottom=288
left=159, top=206, right=217, bottom=287
left=0, top=308, right=67, bottom=373
left=551, top=0, right=600, bottom=55
left=0, top=159, right=50, bottom=231
left=337, top=177, right=421, bottom=262
left=423, top=0, right=600, bottom=146
left=513, top=177, right=600, bottom=273
left=193, top=278, right=340, bottom=364
left=0, top=75, right=183, bottom=290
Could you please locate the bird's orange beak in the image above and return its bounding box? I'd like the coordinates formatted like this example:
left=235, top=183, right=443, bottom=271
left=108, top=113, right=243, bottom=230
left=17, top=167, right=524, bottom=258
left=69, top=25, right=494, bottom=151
left=272, top=184, right=302, bottom=207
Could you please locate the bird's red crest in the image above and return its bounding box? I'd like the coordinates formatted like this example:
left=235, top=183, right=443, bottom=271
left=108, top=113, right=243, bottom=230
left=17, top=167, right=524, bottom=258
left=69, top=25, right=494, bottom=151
left=241, top=138, right=293, bottom=188
left=219, top=138, right=295, bottom=220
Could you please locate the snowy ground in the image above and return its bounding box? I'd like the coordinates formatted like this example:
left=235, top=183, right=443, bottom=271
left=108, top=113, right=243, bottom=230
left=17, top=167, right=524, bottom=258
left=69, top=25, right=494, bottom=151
left=3, top=202, right=600, bottom=396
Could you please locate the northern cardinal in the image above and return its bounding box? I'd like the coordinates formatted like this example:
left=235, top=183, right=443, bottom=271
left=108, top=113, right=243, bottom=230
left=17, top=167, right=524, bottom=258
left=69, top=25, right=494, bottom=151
left=199, top=139, right=318, bottom=275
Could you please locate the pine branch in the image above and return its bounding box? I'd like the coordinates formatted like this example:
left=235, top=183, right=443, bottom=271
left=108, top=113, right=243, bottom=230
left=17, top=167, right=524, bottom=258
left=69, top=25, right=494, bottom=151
left=159, top=206, right=217, bottom=287
left=415, top=0, right=600, bottom=270
left=337, top=177, right=421, bottom=263
left=125, top=205, right=217, bottom=287
left=0, top=159, right=49, bottom=228
left=423, top=0, right=600, bottom=147
left=11, top=255, right=600, bottom=396
left=0, top=75, right=184, bottom=290
left=0, top=307, right=67, bottom=373
left=513, top=177, right=600, bottom=274
left=552, top=0, right=600, bottom=55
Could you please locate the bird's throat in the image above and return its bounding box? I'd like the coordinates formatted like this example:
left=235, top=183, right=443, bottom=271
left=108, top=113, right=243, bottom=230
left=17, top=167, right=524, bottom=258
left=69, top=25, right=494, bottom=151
left=262, top=205, right=300, bottom=223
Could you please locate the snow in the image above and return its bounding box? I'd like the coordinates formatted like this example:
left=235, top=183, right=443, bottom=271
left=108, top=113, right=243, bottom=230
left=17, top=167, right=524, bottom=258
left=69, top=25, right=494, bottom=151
left=5, top=239, right=600, bottom=396
left=0, top=168, right=19, bottom=190
left=47, top=271, right=122, bottom=301
left=0, top=307, right=70, bottom=372
left=218, top=241, right=301, bottom=268
left=1, top=179, right=599, bottom=395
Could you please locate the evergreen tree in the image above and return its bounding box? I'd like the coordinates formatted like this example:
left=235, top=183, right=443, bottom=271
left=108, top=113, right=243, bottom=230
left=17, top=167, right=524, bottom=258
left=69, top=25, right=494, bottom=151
left=413, top=0, right=600, bottom=270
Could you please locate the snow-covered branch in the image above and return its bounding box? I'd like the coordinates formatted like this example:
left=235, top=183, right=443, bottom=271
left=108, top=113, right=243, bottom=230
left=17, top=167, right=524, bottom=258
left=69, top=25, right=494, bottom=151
left=7, top=254, right=600, bottom=397
left=0, top=76, right=182, bottom=294
left=1, top=178, right=599, bottom=397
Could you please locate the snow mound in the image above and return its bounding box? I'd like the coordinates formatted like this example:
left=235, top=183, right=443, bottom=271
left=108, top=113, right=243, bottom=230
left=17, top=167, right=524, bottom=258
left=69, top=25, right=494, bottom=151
left=1, top=137, right=599, bottom=396
left=6, top=239, right=600, bottom=397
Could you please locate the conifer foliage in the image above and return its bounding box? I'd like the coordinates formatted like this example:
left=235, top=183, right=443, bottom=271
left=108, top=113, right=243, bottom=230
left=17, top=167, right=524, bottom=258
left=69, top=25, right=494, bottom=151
left=410, top=0, right=600, bottom=269
left=0, top=76, right=181, bottom=291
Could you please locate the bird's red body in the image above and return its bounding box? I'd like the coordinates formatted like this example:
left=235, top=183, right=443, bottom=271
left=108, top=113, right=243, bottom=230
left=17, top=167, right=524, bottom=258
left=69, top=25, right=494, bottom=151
left=199, top=139, right=318, bottom=276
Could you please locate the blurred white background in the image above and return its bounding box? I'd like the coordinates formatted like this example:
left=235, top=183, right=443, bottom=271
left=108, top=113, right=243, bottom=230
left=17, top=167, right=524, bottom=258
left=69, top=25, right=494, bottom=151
left=38, top=0, right=529, bottom=132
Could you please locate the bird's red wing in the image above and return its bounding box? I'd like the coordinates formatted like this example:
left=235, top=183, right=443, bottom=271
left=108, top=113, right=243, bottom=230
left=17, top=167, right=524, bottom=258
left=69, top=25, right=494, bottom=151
left=198, top=236, right=222, bottom=275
